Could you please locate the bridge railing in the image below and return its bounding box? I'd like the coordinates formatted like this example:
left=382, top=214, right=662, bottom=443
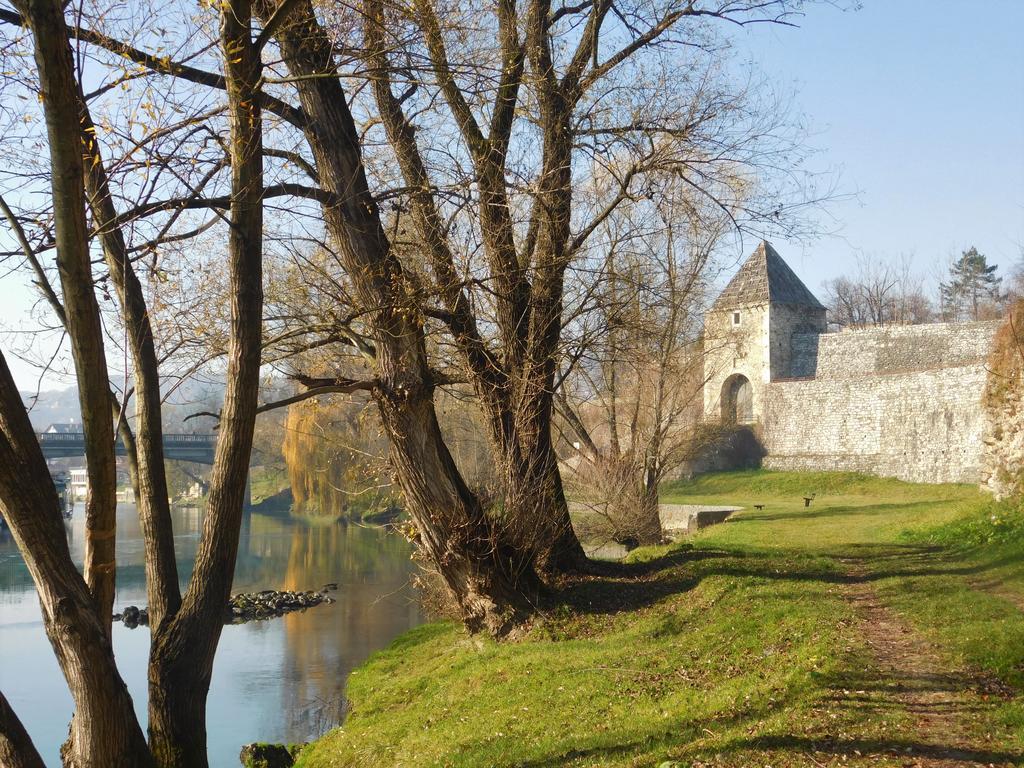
left=36, top=432, right=217, bottom=445
left=163, top=434, right=217, bottom=444
left=37, top=433, right=85, bottom=443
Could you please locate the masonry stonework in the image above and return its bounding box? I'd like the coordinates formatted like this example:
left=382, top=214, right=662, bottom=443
left=704, top=242, right=1001, bottom=486
left=703, top=303, right=771, bottom=421
left=980, top=304, right=1024, bottom=499
left=761, top=324, right=998, bottom=484
left=703, top=242, right=826, bottom=424
left=982, top=389, right=1024, bottom=498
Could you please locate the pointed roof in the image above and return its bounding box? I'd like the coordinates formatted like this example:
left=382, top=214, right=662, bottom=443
left=712, top=241, right=825, bottom=311
left=44, top=423, right=78, bottom=434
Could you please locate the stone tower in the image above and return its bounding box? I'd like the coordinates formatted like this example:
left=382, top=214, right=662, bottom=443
left=704, top=241, right=826, bottom=423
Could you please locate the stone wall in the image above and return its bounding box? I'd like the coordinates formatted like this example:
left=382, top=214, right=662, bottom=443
left=703, top=304, right=771, bottom=421
left=810, top=321, right=999, bottom=379
left=762, top=365, right=991, bottom=483
left=983, top=391, right=1024, bottom=498
left=789, top=332, right=820, bottom=378
left=760, top=321, right=1002, bottom=485
left=980, top=304, right=1024, bottom=499
left=767, top=302, right=826, bottom=379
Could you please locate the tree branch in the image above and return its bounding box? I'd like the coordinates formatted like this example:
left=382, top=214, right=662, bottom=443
left=0, top=8, right=306, bottom=128
left=256, top=380, right=379, bottom=415
left=263, top=147, right=319, bottom=183
left=110, top=182, right=336, bottom=230
left=0, top=688, right=45, bottom=768
left=255, top=0, right=304, bottom=51
left=0, top=194, right=67, bottom=325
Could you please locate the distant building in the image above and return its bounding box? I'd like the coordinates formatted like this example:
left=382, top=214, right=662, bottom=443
left=69, top=468, right=89, bottom=500
left=43, top=423, right=78, bottom=434
left=704, top=241, right=826, bottom=425
left=66, top=467, right=131, bottom=500
left=182, top=480, right=209, bottom=500
left=704, top=241, right=999, bottom=485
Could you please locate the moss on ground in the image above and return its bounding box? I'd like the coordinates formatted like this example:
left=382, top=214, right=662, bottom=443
left=296, top=471, right=1024, bottom=767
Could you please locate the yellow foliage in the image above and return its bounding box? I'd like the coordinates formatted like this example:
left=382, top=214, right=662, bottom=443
left=984, top=300, right=1024, bottom=497
left=282, top=398, right=393, bottom=518
left=985, top=300, right=1024, bottom=409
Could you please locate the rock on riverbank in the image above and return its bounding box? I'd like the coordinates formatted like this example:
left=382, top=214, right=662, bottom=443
left=114, top=584, right=337, bottom=628
left=239, top=742, right=304, bottom=768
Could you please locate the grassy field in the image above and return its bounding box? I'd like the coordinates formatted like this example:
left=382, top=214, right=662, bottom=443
left=295, top=471, right=1024, bottom=767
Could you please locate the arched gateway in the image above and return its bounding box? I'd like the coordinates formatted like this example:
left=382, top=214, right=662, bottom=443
left=702, top=241, right=828, bottom=425
left=721, top=374, right=753, bottom=423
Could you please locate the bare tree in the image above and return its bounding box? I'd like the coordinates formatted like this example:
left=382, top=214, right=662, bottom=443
left=233, top=0, right=822, bottom=626
left=1, top=0, right=830, bottom=640
left=1, top=0, right=150, bottom=762
left=0, top=0, right=267, bottom=763
left=146, top=1, right=265, bottom=761
left=1007, top=253, right=1024, bottom=302
left=354, top=0, right=822, bottom=568
left=558, top=186, right=727, bottom=545
left=2, top=0, right=541, bottom=636
left=823, top=253, right=934, bottom=328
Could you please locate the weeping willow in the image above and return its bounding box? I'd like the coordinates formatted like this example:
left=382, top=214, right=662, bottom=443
left=282, top=398, right=395, bottom=519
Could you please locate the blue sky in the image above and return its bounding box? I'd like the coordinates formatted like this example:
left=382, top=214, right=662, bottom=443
left=1, top=0, right=1022, bottom=390
left=726, top=0, right=1024, bottom=289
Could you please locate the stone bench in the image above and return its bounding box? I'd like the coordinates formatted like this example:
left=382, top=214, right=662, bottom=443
left=659, top=504, right=742, bottom=535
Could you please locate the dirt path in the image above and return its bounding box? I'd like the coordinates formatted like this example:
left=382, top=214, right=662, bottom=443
left=836, top=559, right=1017, bottom=768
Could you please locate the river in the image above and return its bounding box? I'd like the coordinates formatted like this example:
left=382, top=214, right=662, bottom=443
left=0, top=502, right=423, bottom=767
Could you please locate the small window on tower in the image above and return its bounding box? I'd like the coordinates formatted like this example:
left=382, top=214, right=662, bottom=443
left=732, top=311, right=741, bottom=326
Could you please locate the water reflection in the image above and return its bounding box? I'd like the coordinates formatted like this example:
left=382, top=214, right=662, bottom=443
left=0, top=503, right=422, bottom=767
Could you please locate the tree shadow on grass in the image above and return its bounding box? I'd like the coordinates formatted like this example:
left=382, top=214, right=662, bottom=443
left=835, top=542, right=1024, bottom=582
left=553, top=538, right=1024, bottom=624
left=729, top=499, right=964, bottom=524
left=719, top=734, right=1023, bottom=766
left=549, top=548, right=735, bottom=615
left=824, top=668, right=1006, bottom=697
left=513, top=736, right=667, bottom=768
left=549, top=571, right=702, bottom=616
left=509, top=687, right=789, bottom=768
left=593, top=546, right=737, bottom=576
left=691, top=544, right=1024, bottom=586
left=527, top=542, right=1024, bottom=767
left=816, top=667, right=1011, bottom=713
left=707, top=664, right=1021, bottom=766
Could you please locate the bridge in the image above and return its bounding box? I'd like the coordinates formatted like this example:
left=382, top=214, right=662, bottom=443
left=38, top=432, right=218, bottom=464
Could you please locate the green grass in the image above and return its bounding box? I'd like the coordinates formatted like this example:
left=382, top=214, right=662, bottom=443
left=296, top=471, right=1024, bottom=768
left=250, top=465, right=289, bottom=503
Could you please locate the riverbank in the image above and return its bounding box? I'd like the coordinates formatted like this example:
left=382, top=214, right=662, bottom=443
left=293, top=471, right=1024, bottom=767
left=0, top=502, right=422, bottom=767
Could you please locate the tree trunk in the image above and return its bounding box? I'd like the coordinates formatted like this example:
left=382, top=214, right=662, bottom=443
left=379, top=385, right=538, bottom=634
left=12, top=3, right=156, bottom=764
left=515, top=82, right=588, bottom=575
left=146, top=649, right=210, bottom=768
left=0, top=353, right=152, bottom=767
left=362, top=0, right=588, bottom=582
left=257, top=0, right=535, bottom=634
left=512, top=441, right=589, bottom=577
left=79, top=84, right=181, bottom=631
left=16, top=0, right=118, bottom=638
left=636, top=473, right=663, bottom=546
left=0, top=691, right=45, bottom=768
left=146, top=3, right=265, bottom=764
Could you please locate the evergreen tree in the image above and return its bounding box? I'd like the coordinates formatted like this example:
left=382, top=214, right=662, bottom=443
left=940, top=246, right=1002, bottom=321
